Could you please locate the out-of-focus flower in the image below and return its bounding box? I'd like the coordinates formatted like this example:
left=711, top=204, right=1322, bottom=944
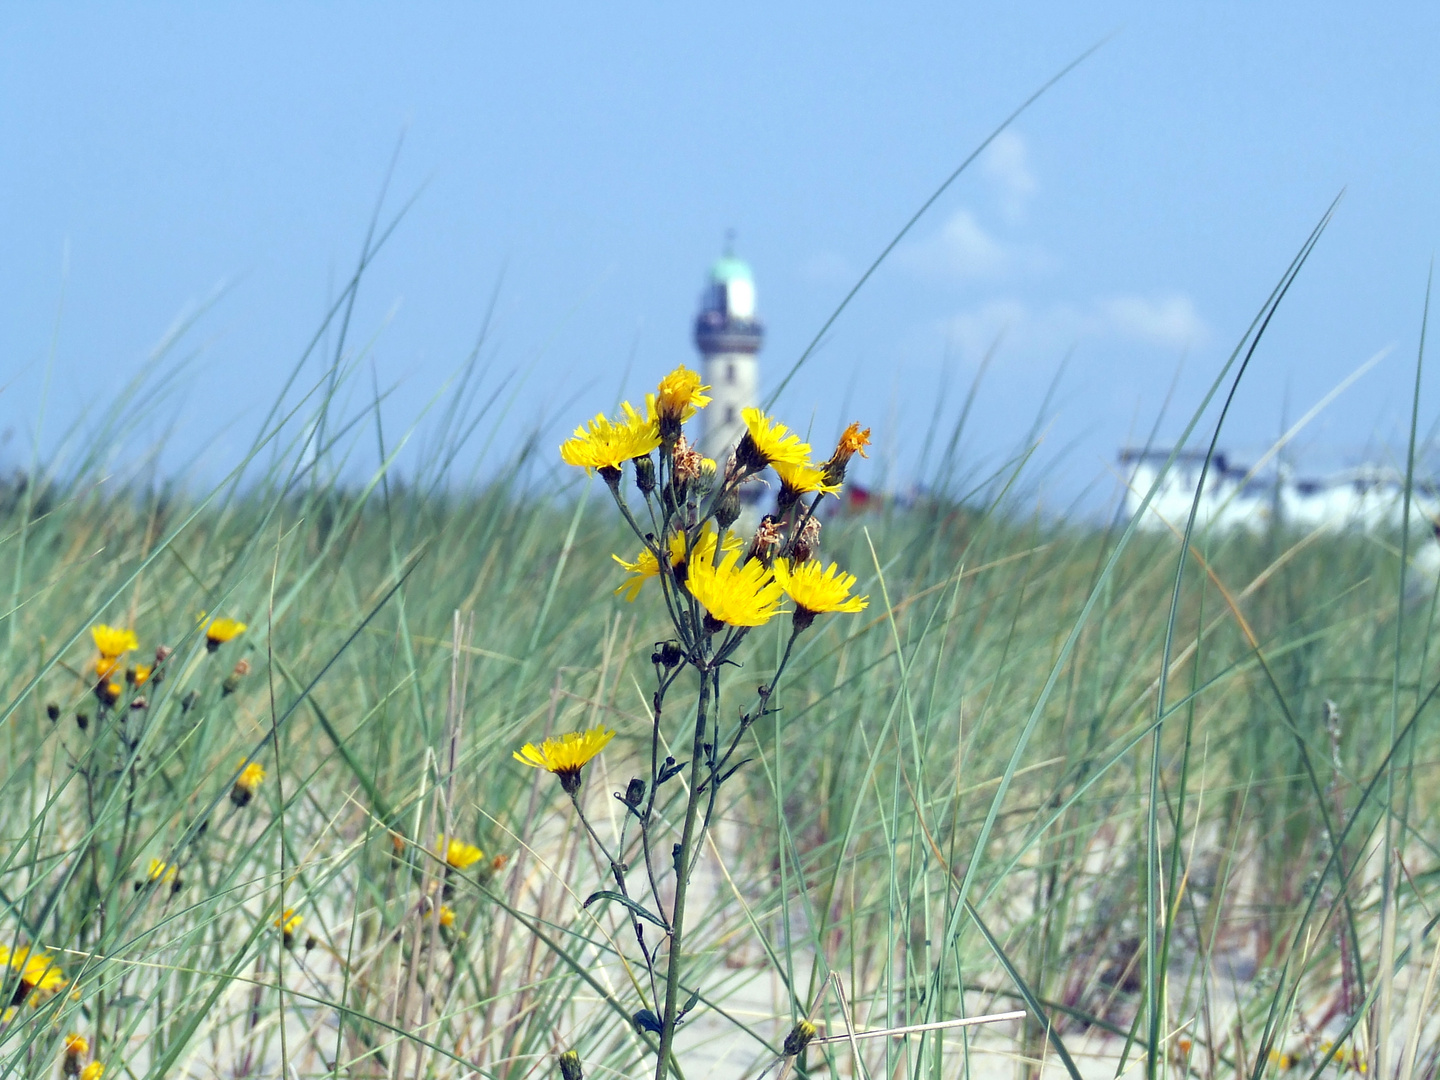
left=92, top=625, right=138, bottom=658
left=205, top=618, right=246, bottom=652
left=438, top=837, right=484, bottom=871
left=231, top=759, right=266, bottom=808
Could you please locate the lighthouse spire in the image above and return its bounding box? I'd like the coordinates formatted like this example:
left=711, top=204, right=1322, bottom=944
left=693, top=245, right=764, bottom=462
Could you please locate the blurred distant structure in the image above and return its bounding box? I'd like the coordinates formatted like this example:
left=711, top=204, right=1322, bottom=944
left=694, top=242, right=763, bottom=463
left=1120, top=449, right=1440, bottom=532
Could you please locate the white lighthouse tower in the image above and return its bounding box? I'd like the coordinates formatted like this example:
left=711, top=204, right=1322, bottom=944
left=693, top=247, right=764, bottom=462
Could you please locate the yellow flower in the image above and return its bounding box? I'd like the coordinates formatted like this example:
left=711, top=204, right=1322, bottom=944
left=513, top=726, right=616, bottom=794
left=80, top=1064, right=104, bottom=1080
left=773, top=559, right=868, bottom=628
left=685, top=547, right=785, bottom=628
left=735, top=408, right=812, bottom=472
left=95, top=656, right=120, bottom=680
left=559, top=401, right=660, bottom=474
left=611, top=525, right=739, bottom=601
left=0, top=944, right=66, bottom=1006
left=231, top=759, right=266, bottom=807
left=95, top=682, right=121, bottom=708
left=147, top=859, right=176, bottom=885
left=64, top=1032, right=89, bottom=1057
left=772, top=459, right=842, bottom=499
left=274, top=909, right=302, bottom=947
left=654, top=365, right=710, bottom=437
left=438, top=905, right=455, bottom=928
left=91, top=625, right=138, bottom=658
left=205, top=618, right=246, bottom=651
left=129, top=664, right=152, bottom=686
left=438, top=836, right=484, bottom=871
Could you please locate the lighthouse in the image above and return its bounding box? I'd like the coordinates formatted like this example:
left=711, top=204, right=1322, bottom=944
left=693, top=249, right=764, bottom=463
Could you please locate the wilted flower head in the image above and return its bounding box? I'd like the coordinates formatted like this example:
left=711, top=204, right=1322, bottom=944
left=822, top=423, right=871, bottom=487
left=514, top=726, right=616, bottom=794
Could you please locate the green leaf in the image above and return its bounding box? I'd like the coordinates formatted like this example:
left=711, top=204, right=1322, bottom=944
left=583, top=890, right=669, bottom=929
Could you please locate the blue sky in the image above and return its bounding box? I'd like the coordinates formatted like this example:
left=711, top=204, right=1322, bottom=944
left=3, top=4, right=1439, bottom=508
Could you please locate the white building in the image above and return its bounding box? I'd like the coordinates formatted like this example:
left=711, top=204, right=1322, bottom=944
left=694, top=252, right=763, bottom=462
left=1119, top=449, right=1440, bottom=534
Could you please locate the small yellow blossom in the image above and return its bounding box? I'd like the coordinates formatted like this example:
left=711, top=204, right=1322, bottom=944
left=735, top=408, right=812, bottom=472
left=439, top=905, right=456, bottom=928
left=95, top=682, right=121, bottom=708
left=275, top=909, right=302, bottom=947
left=80, top=1064, right=104, bottom=1080
left=92, top=625, right=138, bottom=658
left=559, top=401, right=660, bottom=474
left=231, top=759, right=266, bottom=807
left=129, top=664, right=152, bottom=687
left=685, top=547, right=785, bottom=628
left=513, top=726, right=616, bottom=794
left=95, top=656, right=120, bottom=680
left=64, top=1033, right=89, bottom=1057
left=438, top=836, right=484, bottom=871
left=205, top=618, right=246, bottom=651
left=147, top=859, right=177, bottom=885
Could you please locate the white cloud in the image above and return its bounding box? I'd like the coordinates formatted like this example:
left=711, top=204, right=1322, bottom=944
left=940, top=292, right=1208, bottom=360
left=899, top=209, right=1043, bottom=283
left=981, top=131, right=1038, bottom=220
left=1096, top=293, right=1207, bottom=349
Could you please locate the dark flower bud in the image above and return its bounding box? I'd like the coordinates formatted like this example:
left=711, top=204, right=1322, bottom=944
left=46, top=703, right=60, bottom=721
left=714, top=485, right=742, bottom=530
left=181, top=690, right=200, bottom=713
left=75, top=712, right=90, bottom=731
left=783, top=1019, right=818, bottom=1057
left=651, top=640, right=683, bottom=668
left=633, top=454, right=656, bottom=495
left=623, top=778, right=646, bottom=807
left=304, top=935, right=317, bottom=952
left=558, top=1049, right=584, bottom=1080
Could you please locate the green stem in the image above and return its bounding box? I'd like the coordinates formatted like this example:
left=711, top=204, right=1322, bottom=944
left=653, top=669, right=711, bottom=1080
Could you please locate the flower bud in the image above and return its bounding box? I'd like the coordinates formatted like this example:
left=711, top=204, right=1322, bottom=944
left=558, top=1050, right=584, bottom=1080
left=714, top=485, right=741, bottom=530
left=633, top=454, right=656, bottom=495
left=783, top=1019, right=817, bottom=1057
left=623, top=778, right=646, bottom=807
